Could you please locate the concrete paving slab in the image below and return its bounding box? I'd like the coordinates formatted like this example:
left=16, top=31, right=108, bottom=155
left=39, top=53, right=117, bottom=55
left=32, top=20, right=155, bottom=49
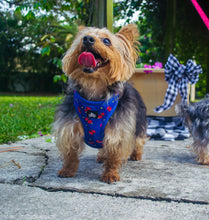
left=1, top=183, right=209, bottom=220
left=1, top=136, right=209, bottom=205
left=0, top=140, right=46, bottom=184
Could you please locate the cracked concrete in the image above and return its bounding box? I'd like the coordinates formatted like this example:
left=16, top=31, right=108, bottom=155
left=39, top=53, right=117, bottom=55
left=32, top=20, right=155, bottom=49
left=1, top=136, right=209, bottom=219
left=0, top=143, right=46, bottom=184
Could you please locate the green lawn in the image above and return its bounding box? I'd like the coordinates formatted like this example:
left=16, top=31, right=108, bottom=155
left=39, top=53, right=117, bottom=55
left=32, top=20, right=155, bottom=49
left=0, top=95, right=63, bottom=144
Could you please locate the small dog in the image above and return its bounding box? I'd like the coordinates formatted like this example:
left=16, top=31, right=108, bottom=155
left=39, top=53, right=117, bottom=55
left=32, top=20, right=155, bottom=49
left=53, top=24, right=147, bottom=183
left=177, top=98, right=209, bottom=165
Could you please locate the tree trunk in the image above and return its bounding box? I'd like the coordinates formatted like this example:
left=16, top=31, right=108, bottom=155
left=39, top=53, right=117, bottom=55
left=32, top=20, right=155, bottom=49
left=91, top=0, right=113, bottom=32
left=106, top=0, right=113, bottom=32
left=164, top=0, right=176, bottom=59
left=92, top=0, right=106, bottom=28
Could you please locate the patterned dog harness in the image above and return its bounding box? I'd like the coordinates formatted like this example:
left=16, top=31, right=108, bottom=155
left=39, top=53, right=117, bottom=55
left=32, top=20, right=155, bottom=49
left=74, top=90, right=119, bottom=148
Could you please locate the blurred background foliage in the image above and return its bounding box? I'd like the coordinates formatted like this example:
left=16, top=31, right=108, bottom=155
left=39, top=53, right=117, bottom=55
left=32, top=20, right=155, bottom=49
left=0, top=0, right=208, bottom=97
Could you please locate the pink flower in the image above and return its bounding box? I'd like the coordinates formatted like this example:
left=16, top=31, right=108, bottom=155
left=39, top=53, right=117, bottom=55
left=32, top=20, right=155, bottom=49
left=152, top=62, right=163, bottom=69
left=143, top=64, right=153, bottom=74
left=144, top=64, right=152, bottom=68
left=38, top=131, right=43, bottom=137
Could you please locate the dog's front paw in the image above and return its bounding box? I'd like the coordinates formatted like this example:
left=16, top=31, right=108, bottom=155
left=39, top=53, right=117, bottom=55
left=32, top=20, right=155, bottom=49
left=58, top=168, right=76, bottom=178
left=198, top=157, right=209, bottom=165
left=196, top=153, right=209, bottom=165
left=101, top=171, right=120, bottom=184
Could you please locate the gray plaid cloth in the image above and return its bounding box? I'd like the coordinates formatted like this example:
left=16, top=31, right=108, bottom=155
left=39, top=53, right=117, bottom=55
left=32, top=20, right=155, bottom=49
left=154, top=54, right=202, bottom=113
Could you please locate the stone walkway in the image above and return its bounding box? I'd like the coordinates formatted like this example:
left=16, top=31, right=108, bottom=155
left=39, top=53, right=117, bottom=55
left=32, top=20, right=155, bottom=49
left=1, top=136, right=209, bottom=219
left=1, top=136, right=209, bottom=203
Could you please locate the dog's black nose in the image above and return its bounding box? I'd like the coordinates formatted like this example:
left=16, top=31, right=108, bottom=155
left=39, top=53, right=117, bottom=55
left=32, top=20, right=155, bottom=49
left=83, top=35, right=95, bottom=46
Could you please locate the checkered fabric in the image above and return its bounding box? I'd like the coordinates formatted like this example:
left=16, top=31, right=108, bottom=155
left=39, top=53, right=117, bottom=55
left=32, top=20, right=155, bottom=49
left=147, top=116, right=190, bottom=141
left=154, top=54, right=202, bottom=113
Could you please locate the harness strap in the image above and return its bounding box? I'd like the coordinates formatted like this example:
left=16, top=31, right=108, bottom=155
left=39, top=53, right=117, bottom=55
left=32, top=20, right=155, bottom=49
left=74, top=91, right=119, bottom=148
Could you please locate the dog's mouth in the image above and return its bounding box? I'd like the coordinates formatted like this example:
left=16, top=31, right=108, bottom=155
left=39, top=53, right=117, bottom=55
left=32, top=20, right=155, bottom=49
left=78, top=50, right=109, bottom=73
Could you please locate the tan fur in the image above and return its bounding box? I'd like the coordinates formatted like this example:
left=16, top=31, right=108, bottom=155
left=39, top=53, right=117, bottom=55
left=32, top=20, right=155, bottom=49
left=192, top=141, right=209, bottom=165
left=130, top=137, right=145, bottom=161
left=54, top=24, right=147, bottom=183
left=62, top=25, right=139, bottom=100
left=54, top=118, right=85, bottom=177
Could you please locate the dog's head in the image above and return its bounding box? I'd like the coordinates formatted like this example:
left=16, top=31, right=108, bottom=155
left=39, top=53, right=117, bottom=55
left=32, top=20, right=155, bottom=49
left=62, top=24, right=139, bottom=86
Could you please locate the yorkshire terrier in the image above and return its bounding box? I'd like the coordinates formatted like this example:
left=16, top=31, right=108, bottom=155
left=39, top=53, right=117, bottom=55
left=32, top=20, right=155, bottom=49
left=53, top=24, right=147, bottom=183
left=177, top=97, right=209, bottom=165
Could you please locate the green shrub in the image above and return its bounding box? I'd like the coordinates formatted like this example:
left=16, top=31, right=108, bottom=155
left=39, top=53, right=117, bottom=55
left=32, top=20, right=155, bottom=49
left=0, top=96, right=63, bottom=144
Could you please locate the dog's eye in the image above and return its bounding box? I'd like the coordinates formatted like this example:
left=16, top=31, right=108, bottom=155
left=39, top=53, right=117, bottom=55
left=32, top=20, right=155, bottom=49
left=102, top=38, right=111, bottom=46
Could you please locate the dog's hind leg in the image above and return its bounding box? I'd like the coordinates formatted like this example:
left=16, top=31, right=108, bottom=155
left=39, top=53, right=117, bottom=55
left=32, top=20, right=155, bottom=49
left=96, top=149, right=106, bottom=163
left=130, top=137, right=145, bottom=161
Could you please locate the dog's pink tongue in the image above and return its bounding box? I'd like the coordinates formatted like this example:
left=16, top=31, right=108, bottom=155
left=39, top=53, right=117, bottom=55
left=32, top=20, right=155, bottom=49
left=78, top=52, right=96, bottom=68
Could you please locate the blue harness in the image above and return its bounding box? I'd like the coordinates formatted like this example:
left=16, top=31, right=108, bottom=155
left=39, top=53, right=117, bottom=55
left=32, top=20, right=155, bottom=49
left=74, top=90, right=119, bottom=148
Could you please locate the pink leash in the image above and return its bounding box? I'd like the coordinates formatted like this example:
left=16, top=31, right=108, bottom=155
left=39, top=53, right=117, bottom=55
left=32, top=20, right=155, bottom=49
left=190, top=0, right=209, bottom=30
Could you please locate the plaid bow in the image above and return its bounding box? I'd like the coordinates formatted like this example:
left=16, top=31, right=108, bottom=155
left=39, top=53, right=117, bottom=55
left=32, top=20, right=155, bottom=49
left=154, top=54, right=202, bottom=113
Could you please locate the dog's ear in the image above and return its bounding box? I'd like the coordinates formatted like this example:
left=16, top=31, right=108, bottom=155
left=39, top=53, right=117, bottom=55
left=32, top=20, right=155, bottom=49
left=115, top=24, right=140, bottom=70
left=117, top=24, right=139, bottom=43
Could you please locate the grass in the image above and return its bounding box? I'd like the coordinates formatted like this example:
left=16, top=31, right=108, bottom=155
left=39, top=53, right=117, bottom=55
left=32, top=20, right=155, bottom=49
left=0, top=95, right=63, bottom=144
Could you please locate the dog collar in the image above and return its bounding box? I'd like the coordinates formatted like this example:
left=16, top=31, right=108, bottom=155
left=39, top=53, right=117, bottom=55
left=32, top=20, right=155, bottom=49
left=74, top=90, right=119, bottom=148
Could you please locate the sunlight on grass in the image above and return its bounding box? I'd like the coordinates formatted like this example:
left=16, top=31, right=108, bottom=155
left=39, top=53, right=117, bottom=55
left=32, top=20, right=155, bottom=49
left=0, top=96, right=63, bottom=144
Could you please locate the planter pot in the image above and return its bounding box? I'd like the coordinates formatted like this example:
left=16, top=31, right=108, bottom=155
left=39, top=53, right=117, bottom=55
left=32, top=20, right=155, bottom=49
left=130, top=68, right=194, bottom=117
